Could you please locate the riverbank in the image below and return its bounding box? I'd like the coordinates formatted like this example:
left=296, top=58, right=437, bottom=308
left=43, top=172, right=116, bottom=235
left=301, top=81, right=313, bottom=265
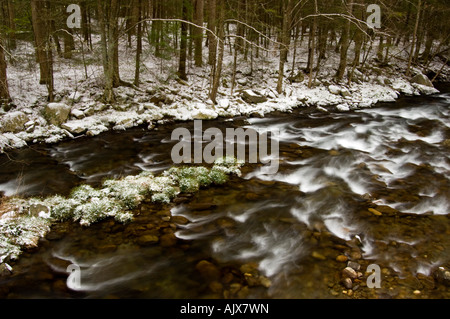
left=0, top=36, right=447, bottom=153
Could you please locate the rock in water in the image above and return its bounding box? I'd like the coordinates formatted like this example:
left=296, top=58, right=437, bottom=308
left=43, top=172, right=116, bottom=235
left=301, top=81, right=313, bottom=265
left=410, top=74, right=434, bottom=88
left=44, top=103, right=71, bottom=126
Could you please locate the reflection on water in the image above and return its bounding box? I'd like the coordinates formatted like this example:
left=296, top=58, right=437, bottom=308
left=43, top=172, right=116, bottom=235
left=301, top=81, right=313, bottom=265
left=0, top=90, right=449, bottom=298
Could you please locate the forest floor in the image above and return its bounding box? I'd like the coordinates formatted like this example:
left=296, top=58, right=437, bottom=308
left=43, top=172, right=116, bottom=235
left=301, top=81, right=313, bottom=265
left=0, top=33, right=449, bottom=152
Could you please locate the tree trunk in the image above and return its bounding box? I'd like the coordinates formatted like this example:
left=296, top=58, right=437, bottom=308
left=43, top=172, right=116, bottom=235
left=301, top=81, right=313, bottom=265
left=207, top=0, right=217, bottom=65
left=178, top=0, right=188, bottom=81
left=0, top=36, right=10, bottom=106
left=406, top=0, right=422, bottom=77
left=210, top=0, right=224, bottom=104
left=336, top=0, right=353, bottom=82
left=31, top=0, right=52, bottom=85
left=193, top=0, right=204, bottom=67
left=134, top=0, right=143, bottom=86
left=276, top=0, right=294, bottom=94
left=97, top=0, right=115, bottom=103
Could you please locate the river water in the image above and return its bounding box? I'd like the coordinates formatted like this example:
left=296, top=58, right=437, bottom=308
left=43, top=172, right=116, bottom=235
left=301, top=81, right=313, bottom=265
left=0, top=86, right=449, bottom=299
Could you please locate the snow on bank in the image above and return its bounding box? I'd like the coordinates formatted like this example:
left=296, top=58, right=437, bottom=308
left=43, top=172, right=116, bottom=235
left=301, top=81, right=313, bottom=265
left=0, top=35, right=443, bottom=153
left=0, top=157, right=243, bottom=264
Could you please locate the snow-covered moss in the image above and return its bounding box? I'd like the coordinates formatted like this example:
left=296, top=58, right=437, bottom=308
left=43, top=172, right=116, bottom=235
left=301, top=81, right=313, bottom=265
left=0, top=157, right=243, bottom=262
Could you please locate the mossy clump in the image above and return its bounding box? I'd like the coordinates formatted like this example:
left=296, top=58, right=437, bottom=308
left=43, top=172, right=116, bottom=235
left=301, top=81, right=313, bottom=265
left=0, top=157, right=243, bottom=263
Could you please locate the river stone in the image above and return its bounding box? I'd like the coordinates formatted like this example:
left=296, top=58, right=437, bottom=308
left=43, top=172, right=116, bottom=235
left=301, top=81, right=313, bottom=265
left=44, top=103, right=71, bottom=126
left=0, top=111, right=29, bottom=133
left=336, top=255, right=348, bottom=263
left=136, top=234, right=159, bottom=245
left=242, top=90, right=268, bottom=104
left=159, top=232, right=177, bottom=247
left=347, top=261, right=361, bottom=271
left=410, top=74, right=434, bottom=88
left=342, top=267, right=358, bottom=279
left=342, top=277, right=353, bottom=289
left=195, top=260, right=220, bottom=280
left=0, top=263, right=12, bottom=277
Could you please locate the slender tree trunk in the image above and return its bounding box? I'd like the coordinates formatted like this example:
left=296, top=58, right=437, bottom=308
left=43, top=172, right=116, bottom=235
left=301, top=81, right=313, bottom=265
left=308, top=0, right=318, bottom=88
left=0, top=36, right=10, bottom=105
left=178, top=0, right=188, bottom=81
left=336, top=0, right=353, bottom=82
left=193, top=0, right=204, bottom=67
left=134, top=0, right=143, bottom=86
left=207, top=0, right=216, bottom=65
left=406, top=0, right=422, bottom=77
left=276, top=0, right=294, bottom=94
left=97, top=0, right=115, bottom=103
left=210, top=0, right=224, bottom=104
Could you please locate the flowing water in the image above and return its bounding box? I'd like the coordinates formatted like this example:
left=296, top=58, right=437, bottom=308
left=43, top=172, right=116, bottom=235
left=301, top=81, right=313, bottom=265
left=0, top=87, right=449, bottom=299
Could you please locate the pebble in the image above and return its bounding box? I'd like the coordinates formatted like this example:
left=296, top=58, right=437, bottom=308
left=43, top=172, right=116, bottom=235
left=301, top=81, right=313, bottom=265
left=368, top=208, right=382, bottom=216
left=342, top=267, right=358, bottom=279
left=336, top=255, right=348, bottom=263
left=343, top=277, right=353, bottom=289
left=347, top=261, right=361, bottom=271
left=136, top=234, right=159, bottom=245
left=413, top=290, right=421, bottom=295
left=312, top=251, right=327, bottom=261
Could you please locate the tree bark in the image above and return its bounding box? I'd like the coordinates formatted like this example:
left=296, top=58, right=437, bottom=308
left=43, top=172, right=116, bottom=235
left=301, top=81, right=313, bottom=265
left=178, top=0, right=188, bottom=81
left=210, top=0, right=224, bottom=104
left=193, top=0, right=204, bottom=67
left=276, top=0, right=294, bottom=94
left=207, top=0, right=217, bottom=65
left=336, top=0, right=353, bottom=82
left=0, top=36, right=10, bottom=105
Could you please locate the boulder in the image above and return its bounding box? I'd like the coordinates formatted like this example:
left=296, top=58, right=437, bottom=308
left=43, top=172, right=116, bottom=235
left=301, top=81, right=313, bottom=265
left=411, top=74, right=434, bottom=88
left=61, top=121, right=87, bottom=134
left=43, top=103, right=71, bottom=126
left=328, top=85, right=341, bottom=95
left=0, top=111, right=29, bottom=133
left=242, top=90, right=268, bottom=104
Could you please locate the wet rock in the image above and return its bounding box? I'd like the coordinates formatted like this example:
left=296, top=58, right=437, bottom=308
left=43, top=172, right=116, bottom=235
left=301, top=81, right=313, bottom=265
left=209, top=281, right=223, bottom=293
left=349, top=250, right=362, bottom=260
left=259, top=276, right=271, bottom=288
left=312, top=251, right=327, bottom=261
left=368, top=208, right=382, bottom=216
left=0, top=111, right=29, bottom=133
left=160, top=232, right=177, bottom=247
left=97, top=244, right=117, bottom=253
left=195, top=260, right=220, bottom=281
left=433, top=267, right=450, bottom=287
left=342, top=277, right=353, bottom=289
left=336, top=255, right=348, bottom=263
left=342, top=267, right=358, bottom=279
left=347, top=261, right=361, bottom=271
left=171, top=216, right=189, bottom=225
left=136, top=234, right=159, bottom=246
left=0, top=263, right=13, bottom=277
left=43, top=102, right=71, bottom=126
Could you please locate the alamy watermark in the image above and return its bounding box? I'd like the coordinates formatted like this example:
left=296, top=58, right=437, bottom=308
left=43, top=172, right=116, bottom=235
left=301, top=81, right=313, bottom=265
left=171, top=120, right=280, bottom=174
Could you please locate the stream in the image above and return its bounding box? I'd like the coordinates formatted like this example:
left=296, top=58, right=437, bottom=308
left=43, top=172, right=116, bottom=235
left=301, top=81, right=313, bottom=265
left=0, top=86, right=449, bottom=299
